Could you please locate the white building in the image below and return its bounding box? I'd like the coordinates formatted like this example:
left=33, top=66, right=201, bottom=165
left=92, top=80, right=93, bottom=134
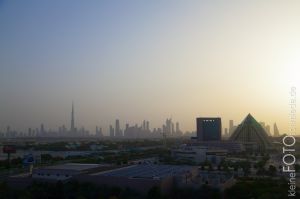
left=171, top=145, right=226, bottom=164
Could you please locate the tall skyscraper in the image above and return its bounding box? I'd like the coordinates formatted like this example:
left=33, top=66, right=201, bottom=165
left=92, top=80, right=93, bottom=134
left=274, top=123, right=280, bottom=136
left=196, top=117, right=222, bottom=141
left=171, top=122, right=174, bottom=134
left=109, top=125, right=114, bottom=137
left=164, top=118, right=173, bottom=135
left=115, top=119, right=122, bottom=137
left=229, top=120, right=234, bottom=135
left=224, top=128, right=228, bottom=136
left=71, top=102, right=75, bottom=132
left=146, top=121, right=149, bottom=131
left=28, top=128, right=32, bottom=137
left=175, top=122, right=180, bottom=133
left=96, top=126, right=103, bottom=137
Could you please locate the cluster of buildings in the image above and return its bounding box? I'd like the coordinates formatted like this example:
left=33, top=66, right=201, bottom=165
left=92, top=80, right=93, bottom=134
left=194, top=113, right=275, bottom=152
left=224, top=119, right=280, bottom=138
left=5, top=113, right=282, bottom=194
left=109, top=118, right=183, bottom=139
left=0, top=103, right=183, bottom=139
left=9, top=162, right=234, bottom=193
left=172, top=113, right=277, bottom=165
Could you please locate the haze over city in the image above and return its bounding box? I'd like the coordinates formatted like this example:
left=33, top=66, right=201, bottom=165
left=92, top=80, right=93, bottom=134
left=0, top=0, right=299, bottom=134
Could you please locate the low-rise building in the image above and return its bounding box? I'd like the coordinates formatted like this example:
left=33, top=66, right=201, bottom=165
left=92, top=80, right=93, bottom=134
left=32, top=163, right=113, bottom=182
left=77, top=164, right=198, bottom=193
left=171, top=145, right=227, bottom=165
left=9, top=162, right=235, bottom=194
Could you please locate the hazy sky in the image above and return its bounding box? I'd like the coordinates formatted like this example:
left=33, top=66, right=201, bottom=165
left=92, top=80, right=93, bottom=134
left=0, top=0, right=299, bottom=134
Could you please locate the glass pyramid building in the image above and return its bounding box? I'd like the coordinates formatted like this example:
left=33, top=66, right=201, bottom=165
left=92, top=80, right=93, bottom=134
left=229, top=114, right=272, bottom=152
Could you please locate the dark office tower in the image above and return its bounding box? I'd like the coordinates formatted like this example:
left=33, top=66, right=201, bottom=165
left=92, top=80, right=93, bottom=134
left=71, top=102, right=75, bottom=132
left=109, top=125, right=114, bottom=137
left=229, top=120, right=234, bottom=135
left=196, top=117, right=222, bottom=141
left=274, top=123, right=280, bottom=136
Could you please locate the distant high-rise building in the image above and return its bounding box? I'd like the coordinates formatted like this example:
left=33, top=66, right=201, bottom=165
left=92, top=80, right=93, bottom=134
left=146, top=121, right=149, bottom=131
left=229, top=120, right=234, bottom=135
left=115, top=119, right=122, bottom=137
left=40, top=124, right=45, bottom=135
left=274, top=123, right=280, bottom=136
left=259, top=122, right=272, bottom=136
left=109, top=125, right=114, bottom=137
left=157, top=128, right=162, bottom=134
left=71, top=102, right=75, bottom=132
left=28, top=128, right=32, bottom=137
left=196, top=117, right=222, bottom=141
left=175, top=122, right=180, bottom=133
left=171, top=123, right=174, bottom=134
left=99, top=127, right=103, bottom=136
left=164, top=118, right=174, bottom=135
left=96, top=126, right=103, bottom=137
left=224, top=128, right=228, bottom=136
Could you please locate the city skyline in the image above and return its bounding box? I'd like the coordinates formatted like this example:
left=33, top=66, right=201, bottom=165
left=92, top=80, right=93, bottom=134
left=0, top=102, right=184, bottom=137
left=0, top=1, right=299, bottom=133
left=0, top=102, right=281, bottom=137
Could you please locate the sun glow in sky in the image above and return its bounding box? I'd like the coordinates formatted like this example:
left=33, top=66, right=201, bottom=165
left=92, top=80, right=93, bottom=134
left=0, top=0, right=299, bottom=134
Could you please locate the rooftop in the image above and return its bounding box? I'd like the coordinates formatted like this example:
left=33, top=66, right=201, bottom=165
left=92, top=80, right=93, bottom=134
left=42, top=163, right=102, bottom=171
left=92, top=164, right=195, bottom=179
